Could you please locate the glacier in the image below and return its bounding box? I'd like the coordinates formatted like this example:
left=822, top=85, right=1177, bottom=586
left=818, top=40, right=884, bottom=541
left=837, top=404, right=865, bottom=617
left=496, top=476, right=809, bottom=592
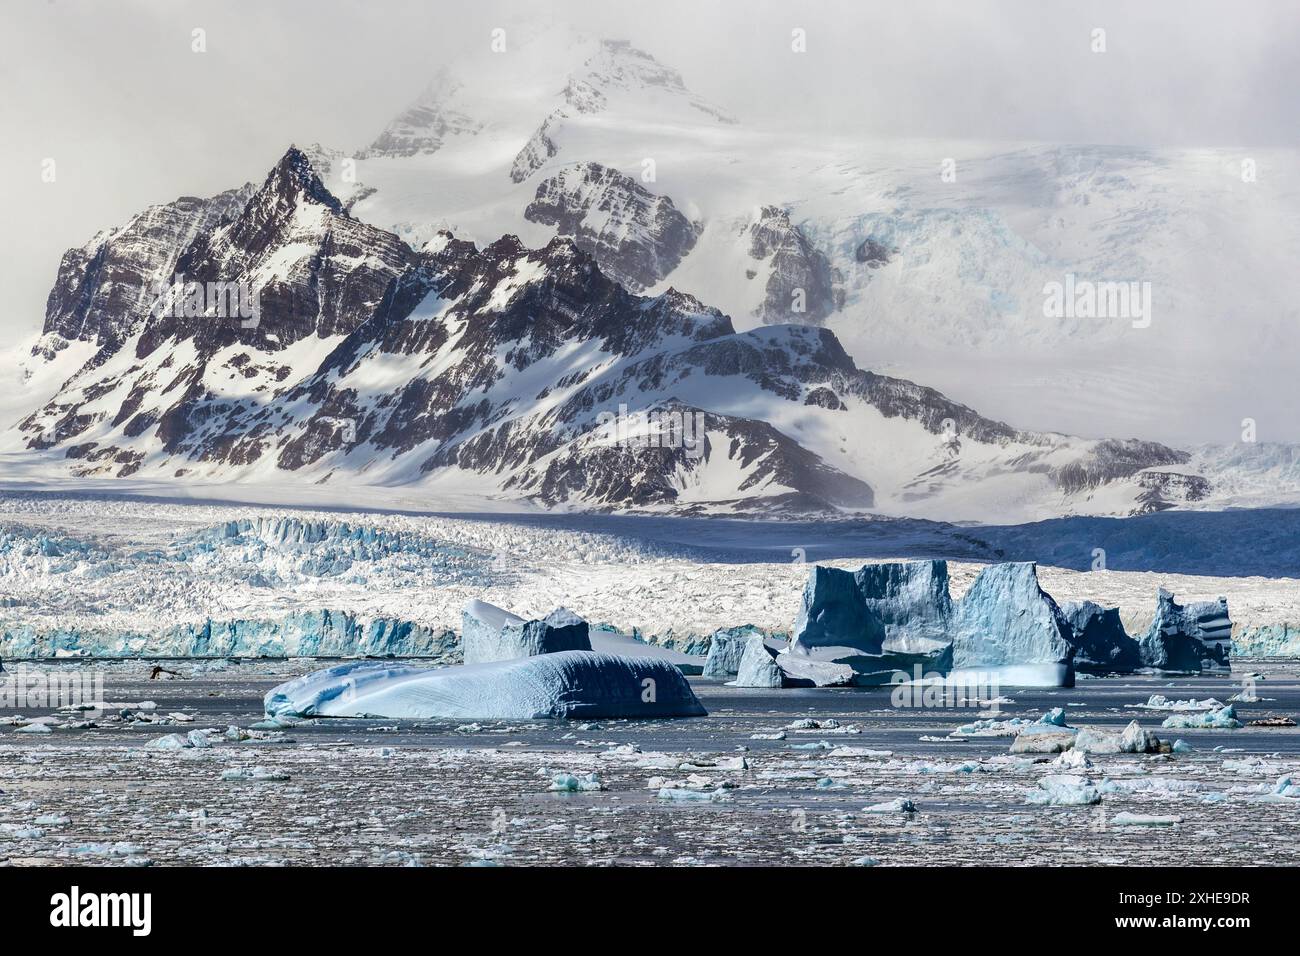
left=264, top=651, right=707, bottom=720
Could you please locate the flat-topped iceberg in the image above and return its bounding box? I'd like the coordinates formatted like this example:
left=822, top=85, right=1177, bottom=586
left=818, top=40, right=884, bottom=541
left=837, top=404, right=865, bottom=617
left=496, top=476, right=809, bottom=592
left=265, top=651, right=707, bottom=720
left=461, top=600, right=590, bottom=665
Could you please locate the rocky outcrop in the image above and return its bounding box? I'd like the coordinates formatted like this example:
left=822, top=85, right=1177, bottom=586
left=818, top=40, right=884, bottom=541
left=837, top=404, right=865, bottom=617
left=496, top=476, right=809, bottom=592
left=748, top=206, right=844, bottom=325
left=524, top=162, right=700, bottom=291
left=461, top=599, right=591, bottom=665
left=1139, top=589, right=1232, bottom=673
left=42, top=185, right=253, bottom=351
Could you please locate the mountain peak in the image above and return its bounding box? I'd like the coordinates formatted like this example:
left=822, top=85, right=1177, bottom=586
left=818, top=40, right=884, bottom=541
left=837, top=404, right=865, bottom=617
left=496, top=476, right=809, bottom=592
left=266, top=146, right=343, bottom=214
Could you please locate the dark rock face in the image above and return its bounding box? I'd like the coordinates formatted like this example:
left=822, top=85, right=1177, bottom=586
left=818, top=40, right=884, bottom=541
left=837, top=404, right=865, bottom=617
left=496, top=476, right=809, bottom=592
left=510, top=113, right=563, bottom=183
left=748, top=206, right=844, bottom=325
left=1132, top=471, right=1211, bottom=514
left=1060, top=600, right=1142, bottom=673
left=524, top=162, right=701, bottom=291
left=1139, top=589, right=1232, bottom=673
left=42, top=186, right=254, bottom=351
left=854, top=236, right=894, bottom=268
left=1052, top=439, right=1191, bottom=495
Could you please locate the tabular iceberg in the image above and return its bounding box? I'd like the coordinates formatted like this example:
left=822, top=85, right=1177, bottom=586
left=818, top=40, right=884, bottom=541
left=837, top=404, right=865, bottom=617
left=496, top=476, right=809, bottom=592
left=264, top=651, right=707, bottom=720
left=461, top=600, right=591, bottom=665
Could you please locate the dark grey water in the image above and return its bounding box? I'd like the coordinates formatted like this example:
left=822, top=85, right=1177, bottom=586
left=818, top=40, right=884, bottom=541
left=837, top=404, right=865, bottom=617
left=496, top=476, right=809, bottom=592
left=1, top=660, right=1297, bottom=866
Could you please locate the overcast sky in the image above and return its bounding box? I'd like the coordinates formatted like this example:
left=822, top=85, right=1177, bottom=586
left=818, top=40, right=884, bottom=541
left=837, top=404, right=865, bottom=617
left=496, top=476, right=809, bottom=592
left=2, top=0, right=1297, bottom=338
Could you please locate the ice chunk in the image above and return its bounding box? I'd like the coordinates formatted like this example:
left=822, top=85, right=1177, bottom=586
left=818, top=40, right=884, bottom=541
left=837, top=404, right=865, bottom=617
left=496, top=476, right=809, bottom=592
left=862, top=797, right=916, bottom=814
left=461, top=600, right=591, bottom=665
left=1130, top=694, right=1223, bottom=712
left=548, top=772, right=604, bottom=792
left=730, top=635, right=787, bottom=687
left=1009, top=725, right=1077, bottom=754
left=1109, top=812, right=1182, bottom=827
left=1026, top=774, right=1101, bottom=806
left=265, top=651, right=707, bottom=720
left=1161, top=704, right=1242, bottom=729
left=1139, top=589, right=1232, bottom=673
left=1074, top=720, right=1162, bottom=754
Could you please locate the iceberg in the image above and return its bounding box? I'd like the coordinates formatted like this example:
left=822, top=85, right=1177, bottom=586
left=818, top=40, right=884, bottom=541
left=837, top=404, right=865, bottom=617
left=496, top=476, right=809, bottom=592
left=1139, top=589, right=1232, bottom=673
left=702, top=625, right=769, bottom=678
left=461, top=600, right=591, bottom=665
left=264, top=651, right=707, bottom=720
left=786, top=560, right=954, bottom=686
left=731, top=635, right=788, bottom=688
left=951, top=562, right=1074, bottom=686
left=1074, top=720, right=1162, bottom=754
left=1059, top=601, right=1141, bottom=673
left=1026, top=774, right=1101, bottom=806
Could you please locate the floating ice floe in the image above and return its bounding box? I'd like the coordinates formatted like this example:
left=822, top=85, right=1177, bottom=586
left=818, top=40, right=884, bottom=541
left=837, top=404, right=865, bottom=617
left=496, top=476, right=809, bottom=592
left=657, top=787, right=731, bottom=802
left=548, top=771, right=604, bottom=792
left=1074, top=720, right=1163, bottom=755
left=1161, top=704, right=1243, bottom=730
left=264, top=652, right=707, bottom=720
left=1109, top=812, right=1183, bottom=827
left=862, top=797, right=916, bottom=814
left=1129, top=695, right=1225, bottom=712
left=1026, top=774, right=1101, bottom=806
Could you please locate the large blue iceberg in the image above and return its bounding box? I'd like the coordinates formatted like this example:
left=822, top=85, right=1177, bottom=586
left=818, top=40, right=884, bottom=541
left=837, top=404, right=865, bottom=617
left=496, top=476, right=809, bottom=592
left=1058, top=601, right=1142, bottom=674
left=264, top=651, right=707, bottom=720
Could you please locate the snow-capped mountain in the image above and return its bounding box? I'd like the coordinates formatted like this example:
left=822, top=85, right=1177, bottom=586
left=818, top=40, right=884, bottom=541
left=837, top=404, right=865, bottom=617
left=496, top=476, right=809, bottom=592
left=3, top=25, right=1296, bottom=521
left=1, top=145, right=1208, bottom=521
left=275, top=24, right=1300, bottom=447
